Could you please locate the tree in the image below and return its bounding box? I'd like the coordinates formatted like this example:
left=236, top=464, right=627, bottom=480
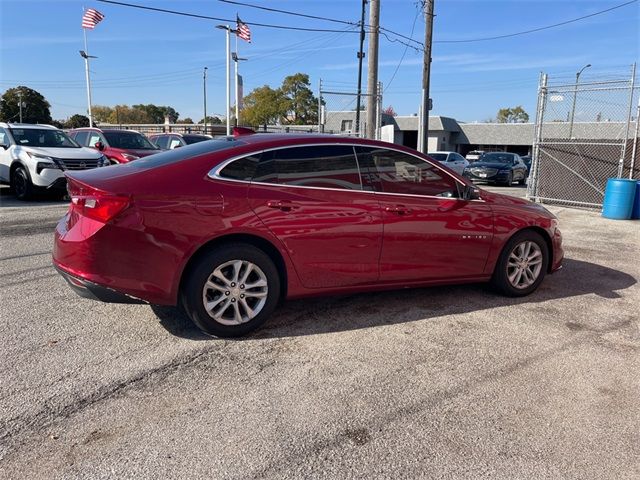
left=382, top=105, right=397, bottom=117
left=241, top=86, right=288, bottom=126
left=108, top=105, right=152, bottom=124
left=199, top=116, right=223, bottom=125
left=133, top=104, right=179, bottom=123
left=92, top=105, right=113, bottom=123
left=65, top=114, right=90, bottom=129
left=496, top=106, right=529, bottom=123
left=280, top=73, right=319, bottom=125
left=0, top=86, right=52, bottom=124
left=179, top=117, right=195, bottom=124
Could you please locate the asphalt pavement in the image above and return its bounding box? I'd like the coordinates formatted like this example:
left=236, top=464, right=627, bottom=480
left=1, top=184, right=638, bottom=479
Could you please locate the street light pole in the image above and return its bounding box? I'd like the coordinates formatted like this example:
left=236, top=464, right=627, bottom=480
left=419, top=0, right=435, bottom=153
left=17, top=91, right=23, bottom=123
left=233, top=52, right=247, bottom=127
left=568, top=63, right=591, bottom=138
left=203, top=67, right=208, bottom=135
left=216, top=25, right=233, bottom=136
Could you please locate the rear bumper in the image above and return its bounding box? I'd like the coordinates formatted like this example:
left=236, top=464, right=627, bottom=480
left=55, top=263, right=146, bottom=304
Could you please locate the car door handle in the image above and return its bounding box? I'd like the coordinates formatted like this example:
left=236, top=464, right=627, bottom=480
left=266, top=200, right=296, bottom=211
left=385, top=205, right=411, bottom=215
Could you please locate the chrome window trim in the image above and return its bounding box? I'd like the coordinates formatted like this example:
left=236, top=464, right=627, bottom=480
left=207, top=142, right=485, bottom=202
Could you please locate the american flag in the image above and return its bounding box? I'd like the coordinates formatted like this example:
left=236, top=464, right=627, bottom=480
left=236, top=16, right=251, bottom=43
left=82, top=8, right=105, bottom=30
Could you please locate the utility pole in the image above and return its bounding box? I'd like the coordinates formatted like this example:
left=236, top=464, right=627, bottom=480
left=203, top=66, right=208, bottom=135
left=419, top=0, right=435, bottom=153
left=366, top=0, right=380, bottom=139
left=233, top=52, right=247, bottom=126
left=17, top=91, right=23, bottom=123
left=355, top=0, right=367, bottom=137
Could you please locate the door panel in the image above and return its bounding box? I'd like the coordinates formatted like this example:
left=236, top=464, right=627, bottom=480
left=355, top=146, right=493, bottom=281
left=248, top=145, right=383, bottom=289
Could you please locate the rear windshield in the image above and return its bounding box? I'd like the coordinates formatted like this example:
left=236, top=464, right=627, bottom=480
left=9, top=128, right=80, bottom=148
left=183, top=135, right=211, bottom=145
left=126, top=137, right=246, bottom=168
left=428, top=153, right=447, bottom=162
left=103, top=131, right=157, bottom=150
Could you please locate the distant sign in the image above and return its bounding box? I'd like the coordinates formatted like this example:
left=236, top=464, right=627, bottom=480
left=550, top=94, right=565, bottom=102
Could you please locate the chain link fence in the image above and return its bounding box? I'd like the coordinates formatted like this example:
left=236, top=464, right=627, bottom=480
left=527, top=65, right=639, bottom=208
left=318, top=80, right=383, bottom=139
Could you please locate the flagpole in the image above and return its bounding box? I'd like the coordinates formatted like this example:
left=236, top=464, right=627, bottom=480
left=225, top=25, right=231, bottom=136
left=234, top=30, right=239, bottom=127
left=82, top=24, right=94, bottom=127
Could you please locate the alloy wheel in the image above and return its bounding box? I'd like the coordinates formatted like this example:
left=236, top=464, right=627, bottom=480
left=202, top=259, right=268, bottom=325
left=506, top=241, right=543, bottom=289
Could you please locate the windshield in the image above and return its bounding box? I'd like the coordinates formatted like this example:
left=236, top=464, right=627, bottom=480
left=9, top=128, right=80, bottom=148
left=428, top=153, right=447, bottom=162
left=103, top=131, right=157, bottom=150
left=481, top=152, right=513, bottom=163
left=183, top=135, right=211, bottom=145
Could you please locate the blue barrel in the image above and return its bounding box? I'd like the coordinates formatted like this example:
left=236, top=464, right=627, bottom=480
left=602, top=178, right=637, bottom=220
left=631, top=181, right=640, bottom=220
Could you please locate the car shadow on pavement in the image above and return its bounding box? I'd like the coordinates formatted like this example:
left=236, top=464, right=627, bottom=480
left=152, top=258, right=636, bottom=340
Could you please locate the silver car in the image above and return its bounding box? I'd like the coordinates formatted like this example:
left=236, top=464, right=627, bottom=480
left=428, top=151, right=469, bottom=175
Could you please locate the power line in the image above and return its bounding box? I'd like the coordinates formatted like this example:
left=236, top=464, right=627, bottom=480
left=384, top=9, right=421, bottom=92
left=97, top=0, right=359, bottom=33
left=216, top=0, right=357, bottom=26
left=435, top=0, right=638, bottom=43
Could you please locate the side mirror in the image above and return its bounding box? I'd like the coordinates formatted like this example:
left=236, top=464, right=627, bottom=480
left=94, top=141, right=105, bottom=151
left=0, top=144, right=8, bottom=150
left=171, top=144, right=181, bottom=149
left=463, top=184, right=481, bottom=201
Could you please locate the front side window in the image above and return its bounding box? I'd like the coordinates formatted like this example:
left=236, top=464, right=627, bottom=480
left=356, top=147, right=460, bottom=198
left=0, top=127, right=10, bottom=146
left=88, top=133, right=104, bottom=147
left=9, top=128, right=80, bottom=148
left=73, top=131, right=89, bottom=146
left=255, top=145, right=362, bottom=191
left=151, top=135, right=170, bottom=150
left=168, top=137, right=183, bottom=149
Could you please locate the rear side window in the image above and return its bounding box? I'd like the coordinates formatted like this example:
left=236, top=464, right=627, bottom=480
left=356, top=147, right=460, bottom=198
left=218, top=155, right=259, bottom=181
left=254, top=145, right=361, bottom=191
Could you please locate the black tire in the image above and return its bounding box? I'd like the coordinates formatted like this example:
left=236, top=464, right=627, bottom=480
left=181, top=243, right=281, bottom=337
left=518, top=175, right=526, bottom=185
left=491, top=230, right=549, bottom=297
left=11, top=166, right=34, bottom=200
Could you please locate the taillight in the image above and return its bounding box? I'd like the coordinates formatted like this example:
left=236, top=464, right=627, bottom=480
left=70, top=195, right=129, bottom=223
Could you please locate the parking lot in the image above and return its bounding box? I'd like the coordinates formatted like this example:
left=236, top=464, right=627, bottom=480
left=1, top=185, right=638, bottom=479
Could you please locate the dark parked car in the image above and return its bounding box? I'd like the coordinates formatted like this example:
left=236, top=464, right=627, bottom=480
left=463, top=152, right=528, bottom=186
left=149, top=133, right=212, bottom=150
left=521, top=155, right=533, bottom=176
left=69, top=128, right=161, bottom=164
left=53, top=134, right=563, bottom=337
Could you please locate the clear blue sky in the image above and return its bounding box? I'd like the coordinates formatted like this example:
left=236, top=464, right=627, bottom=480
left=1, top=0, right=638, bottom=123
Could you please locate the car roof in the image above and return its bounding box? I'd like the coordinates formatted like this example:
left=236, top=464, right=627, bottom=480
left=70, top=127, right=144, bottom=134
left=0, top=122, right=59, bottom=130
left=428, top=151, right=456, bottom=154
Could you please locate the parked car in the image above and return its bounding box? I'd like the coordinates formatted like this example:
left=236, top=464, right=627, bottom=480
left=463, top=152, right=528, bottom=186
left=53, top=134, right=563, bottom=337
left=0, top=123, right=108, bottom=200
left=427, top=151, right=469, bottom=175
left=149, top=133, right=212, bottom=150
left=68, top=128, right=161, bottom=164
left=465, top=150, right=485, bottom=162
left=521, top=155, right=532, bottom=176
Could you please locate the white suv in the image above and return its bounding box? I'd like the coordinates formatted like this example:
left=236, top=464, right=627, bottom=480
left=0, top=123, right=108, bottom=200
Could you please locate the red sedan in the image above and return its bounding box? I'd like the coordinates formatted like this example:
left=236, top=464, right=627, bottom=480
left=53, top=134, right=563, bottom=337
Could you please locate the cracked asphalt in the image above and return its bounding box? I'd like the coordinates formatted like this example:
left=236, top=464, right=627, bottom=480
left=1, top=185, right=639, bottom=479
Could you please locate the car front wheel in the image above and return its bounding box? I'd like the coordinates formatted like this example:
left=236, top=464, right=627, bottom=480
left=181, top=244, right=281, bottom=337
left=12, top=166, right=34, bottom=200
left=491, top=230, right=549, bottom=296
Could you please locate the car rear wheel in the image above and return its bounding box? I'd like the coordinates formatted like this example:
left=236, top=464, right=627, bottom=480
left=12, top=166, right=34, bottom=200
left=181, top=244, right=280, bottom=337
left=491, top=230, right=549, bottom=297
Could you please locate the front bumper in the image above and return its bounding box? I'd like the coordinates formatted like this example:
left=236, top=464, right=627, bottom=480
left=464, top=170, right=511, bottom=182
left=55, top=263, right=146, bottom=304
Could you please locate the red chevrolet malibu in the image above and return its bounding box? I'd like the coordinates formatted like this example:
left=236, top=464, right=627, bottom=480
left=53, top=134, right=563, bottom=337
